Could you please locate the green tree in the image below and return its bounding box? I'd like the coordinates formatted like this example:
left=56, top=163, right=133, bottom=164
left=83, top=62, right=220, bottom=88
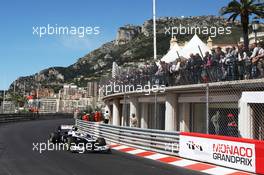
left=220, top=0, right=264, bottom=50
left=10, top=93, right=27, bottom=107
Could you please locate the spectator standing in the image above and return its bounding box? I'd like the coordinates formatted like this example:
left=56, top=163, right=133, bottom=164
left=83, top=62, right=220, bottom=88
left=250, top=43, right=260, bottom=78
left=169, top=61, right=179, bottom=85
left=225, top=47, right=236, bottom=81
left=215, top=47, right=226, bottom=81
left=211, top=111, right=220, bottom=135
left=237, top=44, right=248, bottom=80
left=130, top=113, right=138, bottom=127
left=193, top=53, right=203, bottom=84
left=73, top=109, right=79, bottom=120
left=203, top=51, right=212, bottom=82
left=252, top=42, right=264, bottom=78
left=210, top=49, right=218, bottom=82
left=104, top=111, right=110, bottom=124
left=82, top=113, right=89, bottom=121
left=94, top=111, right=100, bottom=122
left=227, top=113, right=238, bottom=137
left=187, top=54, right=195, bottom=83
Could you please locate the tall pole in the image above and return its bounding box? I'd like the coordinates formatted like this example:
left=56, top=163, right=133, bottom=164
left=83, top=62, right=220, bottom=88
left=154, top=91, right=157, bottom=129
left=153, top=0, right=157, bottom=60
left=206, top=84, right=209, bottom=134
left=123, top=92, right=126, bottom=126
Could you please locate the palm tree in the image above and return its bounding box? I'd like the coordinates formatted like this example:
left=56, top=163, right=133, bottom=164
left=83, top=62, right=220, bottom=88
left=220, top=0, right=264, bottom=50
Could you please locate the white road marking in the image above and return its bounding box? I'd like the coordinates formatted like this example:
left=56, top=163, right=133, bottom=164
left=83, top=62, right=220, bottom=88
left=111, top=145, right=129, bottom=150
left=169, top=159, right=197, bottom=167
left=126, top=149, right=146, bottom=154
left=202, top=167, right=240, bottom=175
left=145, top=153, right=168, bottom=160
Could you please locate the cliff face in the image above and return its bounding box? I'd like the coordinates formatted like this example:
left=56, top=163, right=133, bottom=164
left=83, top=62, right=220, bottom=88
left=10, top=16, right=243, bottom=94
left=115, top=25, right=142, bottom=45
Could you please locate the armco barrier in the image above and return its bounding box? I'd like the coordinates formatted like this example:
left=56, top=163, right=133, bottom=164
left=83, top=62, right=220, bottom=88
left=0, top=113, right=73, bottom=123
left=76, top=119, right=179, bottom=156
left=179, top=132, right=264, bottom=174
left=77, top=120, right=264, bottom=174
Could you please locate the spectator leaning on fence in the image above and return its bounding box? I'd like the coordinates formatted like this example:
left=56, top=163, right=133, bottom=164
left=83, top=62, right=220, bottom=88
left=100, top=42, right=264, bottom=91
left=250, top=43, right=260, bottom=78
left=237, top=44, right=247, bottom=80
left=252, top=42, right=264, bottom=78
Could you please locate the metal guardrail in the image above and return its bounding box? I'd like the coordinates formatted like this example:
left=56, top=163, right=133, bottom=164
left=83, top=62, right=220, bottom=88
left=76, top=119, right=180, bottom=156
left=0, top=113, right=73, bottom=123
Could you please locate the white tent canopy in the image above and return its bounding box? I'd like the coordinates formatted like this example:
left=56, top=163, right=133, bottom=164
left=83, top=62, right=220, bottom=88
left=179, top=34, right=210, bottom=59
left=161, top=43, right=181, bottom=63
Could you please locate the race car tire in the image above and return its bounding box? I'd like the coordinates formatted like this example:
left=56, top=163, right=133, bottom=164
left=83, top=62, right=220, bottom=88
left=96, top=137, right=106, bottom=146
left=67, top=136, right=73, bottom=151
left=104, top=148, right=112, bottom=154
left=49, top=132, right=60, bottom=144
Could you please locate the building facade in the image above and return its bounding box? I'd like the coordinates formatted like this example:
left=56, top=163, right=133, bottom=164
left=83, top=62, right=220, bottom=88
left=103, top=79, right=264, bottom=140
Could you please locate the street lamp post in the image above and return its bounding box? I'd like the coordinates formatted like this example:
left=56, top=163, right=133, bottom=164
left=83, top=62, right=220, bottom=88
left=252, top=20, right=260, bottom=43
left=153, top=0, right=157, bottom=60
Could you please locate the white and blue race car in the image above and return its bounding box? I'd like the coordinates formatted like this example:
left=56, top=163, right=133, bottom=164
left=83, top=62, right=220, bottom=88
left=49, top=125, right=111, bottom=154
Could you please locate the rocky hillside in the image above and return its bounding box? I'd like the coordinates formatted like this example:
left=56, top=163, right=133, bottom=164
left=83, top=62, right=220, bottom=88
left=10, top=16, right=243, bottom=93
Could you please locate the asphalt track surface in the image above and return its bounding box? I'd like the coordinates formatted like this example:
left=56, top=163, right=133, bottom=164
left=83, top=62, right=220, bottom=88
left=0, top=119, right=206, bottom=175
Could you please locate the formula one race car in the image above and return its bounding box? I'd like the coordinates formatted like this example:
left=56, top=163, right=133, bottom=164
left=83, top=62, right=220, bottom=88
left=67, top=133, right=111, bottom=154
left=49, top=125, right=74, bottom=144
left=49, top=125, right=111, bottom=154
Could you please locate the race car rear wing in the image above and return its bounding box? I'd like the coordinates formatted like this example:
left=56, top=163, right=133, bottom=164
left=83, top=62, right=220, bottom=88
left=61, top=125, right=74, bottom=130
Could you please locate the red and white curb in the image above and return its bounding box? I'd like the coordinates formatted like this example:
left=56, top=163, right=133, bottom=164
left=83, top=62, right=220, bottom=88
left=110, top=143, right=253, bottom=175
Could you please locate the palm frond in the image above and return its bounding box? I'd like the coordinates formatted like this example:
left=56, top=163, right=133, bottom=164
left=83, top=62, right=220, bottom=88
left=227, top=13, right=240, bottom=21
left=220, top=0, right=241, bottom=15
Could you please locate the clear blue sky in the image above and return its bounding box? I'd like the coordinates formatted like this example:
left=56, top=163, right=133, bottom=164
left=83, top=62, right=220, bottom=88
left=0, top=0, right=232, bottom=90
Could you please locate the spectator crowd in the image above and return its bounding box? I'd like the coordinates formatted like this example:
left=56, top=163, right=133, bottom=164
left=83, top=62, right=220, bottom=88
left=101, top=42, right=264, bottom=88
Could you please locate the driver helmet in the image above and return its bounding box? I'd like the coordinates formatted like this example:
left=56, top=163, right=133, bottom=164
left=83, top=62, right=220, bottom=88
left=72, top=126, right=78, bottom=131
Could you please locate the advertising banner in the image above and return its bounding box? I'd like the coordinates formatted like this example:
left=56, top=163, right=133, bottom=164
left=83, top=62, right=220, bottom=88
left=179, top=134, right=256, bottom=173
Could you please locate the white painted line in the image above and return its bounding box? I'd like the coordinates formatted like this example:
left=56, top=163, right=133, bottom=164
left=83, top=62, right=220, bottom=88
left=111, top=145, right=129, bottom=150
left=126, top=149, right=146, bottom=155
left=145, top=153, right=168, bottom=160
left=202, top=167, right=239, bottom=175
left=169, top=159, right=196, bottom=167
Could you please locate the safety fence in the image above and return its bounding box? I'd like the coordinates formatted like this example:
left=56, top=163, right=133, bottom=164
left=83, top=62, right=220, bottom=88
left=0, top=113, right=73, bottom=124
left=76, top=119, right=264, bottom=174
left=76, top=119, right=179, bottom=156
left=206, top=80, right=264, bottom=140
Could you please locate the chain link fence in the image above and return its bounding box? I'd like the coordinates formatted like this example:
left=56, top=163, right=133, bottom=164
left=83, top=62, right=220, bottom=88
left=206, top=80, right=264, bottom=140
